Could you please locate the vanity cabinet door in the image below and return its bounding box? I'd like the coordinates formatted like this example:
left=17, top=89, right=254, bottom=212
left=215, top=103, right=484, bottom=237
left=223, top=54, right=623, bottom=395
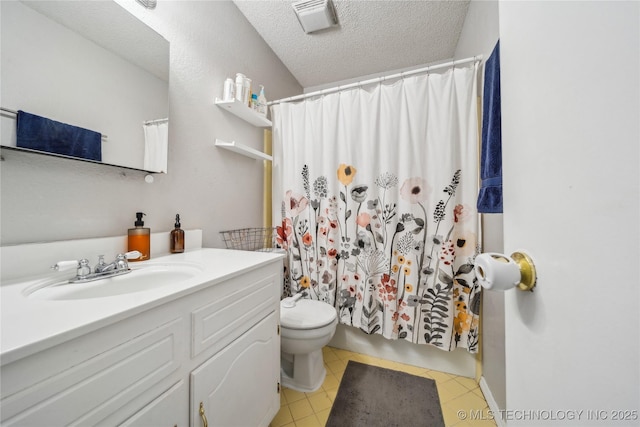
left=190, top=312, right=280, bottom=427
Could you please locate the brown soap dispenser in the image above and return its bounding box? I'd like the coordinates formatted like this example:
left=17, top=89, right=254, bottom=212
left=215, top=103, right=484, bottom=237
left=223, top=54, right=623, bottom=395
left=170, top=214, right=185, bottom=253
left=128, top=212, right=150, bottom=261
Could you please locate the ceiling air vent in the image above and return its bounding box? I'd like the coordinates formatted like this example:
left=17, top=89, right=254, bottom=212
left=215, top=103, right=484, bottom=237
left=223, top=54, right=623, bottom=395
left=292, top=0, right=338, bottom=34
left=135, top=0, right=157, bottom=9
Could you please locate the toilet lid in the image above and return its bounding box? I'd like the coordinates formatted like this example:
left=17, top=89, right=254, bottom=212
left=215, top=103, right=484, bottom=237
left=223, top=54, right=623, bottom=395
left=280, top=299, right=337, bottom=330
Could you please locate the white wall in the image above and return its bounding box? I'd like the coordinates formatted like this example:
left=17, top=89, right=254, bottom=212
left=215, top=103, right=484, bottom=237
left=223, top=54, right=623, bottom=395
left=0, top=0, right=302, bottom=247
left=454, top=0, right=506, bottom=412
left=500, top=1, right=639, bottom=425
left=454, top=0, right=500, bottom=63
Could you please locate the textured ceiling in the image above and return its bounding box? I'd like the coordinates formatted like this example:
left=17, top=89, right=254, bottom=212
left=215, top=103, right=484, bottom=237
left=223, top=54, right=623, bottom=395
left=234, top=0, right=470, bottom=88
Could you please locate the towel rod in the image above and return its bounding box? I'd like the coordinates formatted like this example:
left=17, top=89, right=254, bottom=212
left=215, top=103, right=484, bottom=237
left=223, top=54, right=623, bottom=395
left=0, top=107, right=108, bottom=141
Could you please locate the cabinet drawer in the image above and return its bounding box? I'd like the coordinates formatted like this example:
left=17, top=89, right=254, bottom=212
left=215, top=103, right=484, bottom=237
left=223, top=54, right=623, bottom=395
left=191, top=268, right=279, bottom=358
left=119, top=380, right=188, bottom=427
left=191, top=312, right=280, bottom=427
left=1, top=318, right=183, bottom=426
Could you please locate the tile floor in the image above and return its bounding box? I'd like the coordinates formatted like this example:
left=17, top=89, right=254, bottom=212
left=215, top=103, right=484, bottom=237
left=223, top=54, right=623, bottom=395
left=270, top=346, right=497, bottom=427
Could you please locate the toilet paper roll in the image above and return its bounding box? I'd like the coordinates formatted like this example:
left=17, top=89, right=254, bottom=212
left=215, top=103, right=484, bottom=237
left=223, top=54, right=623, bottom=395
left=474, top=253, right=521, bottom=291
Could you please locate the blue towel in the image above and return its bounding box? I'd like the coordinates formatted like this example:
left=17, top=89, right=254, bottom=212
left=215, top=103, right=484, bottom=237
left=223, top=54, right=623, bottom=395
left=16, top=110, right=102, bottom=161
left=477, top=41, right=503, bottom=213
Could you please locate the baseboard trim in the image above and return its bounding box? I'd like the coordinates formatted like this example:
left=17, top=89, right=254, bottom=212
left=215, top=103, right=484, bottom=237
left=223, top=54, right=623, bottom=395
left=479, top=376, right=506, bottom=427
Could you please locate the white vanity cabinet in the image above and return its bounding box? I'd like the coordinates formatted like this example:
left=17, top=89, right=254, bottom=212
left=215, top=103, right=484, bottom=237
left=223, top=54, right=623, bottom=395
left=0, top=256, right=282, bottom=427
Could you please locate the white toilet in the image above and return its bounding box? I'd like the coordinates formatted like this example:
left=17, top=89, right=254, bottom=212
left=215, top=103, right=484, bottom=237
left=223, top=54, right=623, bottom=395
left=280, top=294, right=338, bottom=392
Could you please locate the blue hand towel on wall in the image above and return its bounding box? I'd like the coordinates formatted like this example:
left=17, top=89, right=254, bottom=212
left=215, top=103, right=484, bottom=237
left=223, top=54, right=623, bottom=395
left=16, top=110, right=102, bottom=162
left=477, top=41, right=503, bottom=213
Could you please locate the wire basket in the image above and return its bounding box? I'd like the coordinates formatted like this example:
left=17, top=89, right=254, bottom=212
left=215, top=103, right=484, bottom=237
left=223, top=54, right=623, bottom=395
left=220, top=227, right=277, bottom=252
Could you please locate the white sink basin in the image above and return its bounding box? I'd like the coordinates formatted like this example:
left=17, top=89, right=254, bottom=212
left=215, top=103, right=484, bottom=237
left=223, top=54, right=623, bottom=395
left=24, top=262, right=203, bottom=300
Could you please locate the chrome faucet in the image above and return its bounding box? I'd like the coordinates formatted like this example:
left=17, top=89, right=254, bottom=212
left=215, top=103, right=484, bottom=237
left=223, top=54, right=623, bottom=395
left=94, top=255, right=109, bottom=273
left=52, top=251, right=142, bottom=284
left=94, top=253, right=130, bottom=274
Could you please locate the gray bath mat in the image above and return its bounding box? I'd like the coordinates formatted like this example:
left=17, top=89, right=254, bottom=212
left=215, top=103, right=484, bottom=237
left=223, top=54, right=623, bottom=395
left=326, top=360, right=445, bottom=427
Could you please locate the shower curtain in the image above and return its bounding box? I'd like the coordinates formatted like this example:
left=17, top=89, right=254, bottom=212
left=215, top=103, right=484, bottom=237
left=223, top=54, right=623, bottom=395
left=143, top=120, right=168, bottom=173
left=272, top=64, right=481, bottom=352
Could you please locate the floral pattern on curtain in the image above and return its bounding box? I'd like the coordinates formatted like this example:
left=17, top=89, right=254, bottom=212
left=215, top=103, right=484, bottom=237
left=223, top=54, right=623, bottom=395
left=272, top=65, right=481, bottom=352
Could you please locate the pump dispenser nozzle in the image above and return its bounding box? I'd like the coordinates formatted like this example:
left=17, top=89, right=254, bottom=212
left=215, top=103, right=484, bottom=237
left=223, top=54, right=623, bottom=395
left=135, top=212, right=146, bottom=227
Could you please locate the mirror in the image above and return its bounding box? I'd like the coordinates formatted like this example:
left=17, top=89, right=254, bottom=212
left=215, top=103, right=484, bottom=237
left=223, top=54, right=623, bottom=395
left=0, top=0, right=169, bottom=173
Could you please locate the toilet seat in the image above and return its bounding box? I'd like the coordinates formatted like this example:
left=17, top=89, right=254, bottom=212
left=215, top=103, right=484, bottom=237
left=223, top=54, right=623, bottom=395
left=280, top=299, right=337, bottom=330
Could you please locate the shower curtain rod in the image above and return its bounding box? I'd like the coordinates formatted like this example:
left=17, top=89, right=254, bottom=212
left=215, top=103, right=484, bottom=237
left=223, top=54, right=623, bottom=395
left=143, top=118, right=168, bottom=125
left=269, top=55, right=482, bottom=106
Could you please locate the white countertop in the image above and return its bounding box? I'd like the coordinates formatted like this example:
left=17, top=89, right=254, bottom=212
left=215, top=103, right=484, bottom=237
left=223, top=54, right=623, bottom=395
left=0, top=248, right=284, bottom=365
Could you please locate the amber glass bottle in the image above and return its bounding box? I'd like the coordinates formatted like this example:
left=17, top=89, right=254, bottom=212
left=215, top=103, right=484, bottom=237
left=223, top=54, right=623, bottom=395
left=128, top=212, right=150, bottom=261
left=170, top=214, right=185, bottom=253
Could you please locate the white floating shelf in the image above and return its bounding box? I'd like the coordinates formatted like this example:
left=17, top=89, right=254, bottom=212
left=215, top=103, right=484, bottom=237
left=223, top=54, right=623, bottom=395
left=215, top=98, right=272, bottom=127
left=215, top=139, right=272, bottom=161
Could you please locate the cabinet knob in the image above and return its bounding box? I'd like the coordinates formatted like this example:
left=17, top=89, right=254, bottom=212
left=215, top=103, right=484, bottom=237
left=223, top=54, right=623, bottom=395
left=199, top=402, right=209, bottom=427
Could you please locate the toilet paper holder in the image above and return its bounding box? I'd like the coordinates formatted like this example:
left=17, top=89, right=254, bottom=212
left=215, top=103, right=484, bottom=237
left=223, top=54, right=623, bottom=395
left=510, top=251, right=537, bottom=291
left=475, top=251, right=537, bottom=291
